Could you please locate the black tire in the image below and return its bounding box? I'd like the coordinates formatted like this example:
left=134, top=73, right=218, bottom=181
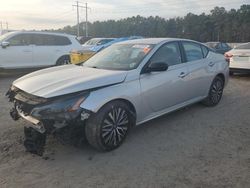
left=56, top=55, right=70, bottom=66
left=202, top=76, right=224, bottom=106
left=229, top=71, right=234, bottom=76
left=85, top=101, right=134, bottom=151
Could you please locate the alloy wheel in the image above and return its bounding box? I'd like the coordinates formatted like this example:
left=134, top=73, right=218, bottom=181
left=211, top=79, right=223, bottom=104
left=101, top=107, right=129, bottom=147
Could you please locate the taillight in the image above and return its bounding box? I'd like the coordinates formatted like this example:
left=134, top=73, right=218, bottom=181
left=224, top=53, right=233, bottom=64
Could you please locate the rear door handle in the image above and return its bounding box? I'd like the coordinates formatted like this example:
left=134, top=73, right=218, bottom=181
left=209, top=62, right=215, bottom=67
left=178, top=72, right=188, bottom=78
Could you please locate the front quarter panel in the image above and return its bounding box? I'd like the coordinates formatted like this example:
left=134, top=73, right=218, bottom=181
left=80, top=72, right=142, bottom=121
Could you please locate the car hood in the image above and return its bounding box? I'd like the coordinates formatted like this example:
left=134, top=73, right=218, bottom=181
left=13, top=65, right=128, bottom=98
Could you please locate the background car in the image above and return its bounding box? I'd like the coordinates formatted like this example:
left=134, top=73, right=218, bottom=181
left=225, top=42, right=250, bottom=74
left=205, top=42, right=232, bottom=54
left=70, top=36, right=143, bottom=65
left=82, top=38, right=115, bottom=51
left=0, top=31, right=83, bottom=71
left=7, top=38, right=229, bottom=154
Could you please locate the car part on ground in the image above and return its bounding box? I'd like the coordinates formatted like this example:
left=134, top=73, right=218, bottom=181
left=225, top=42, right=250, bottom=74
left=7, top=38, right=229, bottom=155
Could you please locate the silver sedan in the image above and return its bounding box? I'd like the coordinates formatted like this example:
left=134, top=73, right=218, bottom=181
left=7, top=38, right=229, bottom=154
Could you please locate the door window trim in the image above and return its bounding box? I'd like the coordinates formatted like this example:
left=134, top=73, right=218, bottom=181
left=141, top=41, right=184, bottom=74
left=181, top=41, right=207, bottom=62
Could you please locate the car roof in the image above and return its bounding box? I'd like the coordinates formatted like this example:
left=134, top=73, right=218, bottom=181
left=6, top=30, right=76, bottom=38
left=117, top=38, right=200, bottom=45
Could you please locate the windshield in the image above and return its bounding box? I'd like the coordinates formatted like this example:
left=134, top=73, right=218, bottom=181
left=84, top=39, right=99, bottom=45
left=83, top=43, right=154, bottom=71
left=235, top=43, right=250, bottom=49
left=0, top=32, right=13, bottom=42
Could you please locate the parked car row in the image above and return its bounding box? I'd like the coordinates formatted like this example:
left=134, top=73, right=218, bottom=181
left=7, top=38, right=229, bottom=155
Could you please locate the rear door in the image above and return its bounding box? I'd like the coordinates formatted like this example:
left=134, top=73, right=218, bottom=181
left=32, top=34, right=56, bottom=67
left=140, top=42, right=190, bottom=112
left=181, top=41, right=214, bottom=98
left=1, top=33, right=33, bottom=69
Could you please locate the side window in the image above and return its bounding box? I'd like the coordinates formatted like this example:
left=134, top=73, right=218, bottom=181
left=221, top=43, right=229, bottom=48
left=215, top=43, right=221, bottom=49
left=54, top=35, right=71, bottom=45
left=150, top=42, right=182, bottom=67
left=182, top=42, right=203, bottom=62
left=7, top=34, right=32, bottom=46
left=32, top=34, right=54, bottom=46
left=32, top=34, right=71, bottom=46
left=201, top=45, right=209, bottom=57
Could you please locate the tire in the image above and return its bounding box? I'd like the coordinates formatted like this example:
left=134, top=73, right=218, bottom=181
left=202, top=76, right=224, bottom=106
left=229, top=71, right=234, bottom=76
left=56, top=55, right=70, bottom=66
left=85, top=101, right=134, bottom=151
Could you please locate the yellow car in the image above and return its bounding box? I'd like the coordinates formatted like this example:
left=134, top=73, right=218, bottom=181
left=70, top=50, right=96, bottom=65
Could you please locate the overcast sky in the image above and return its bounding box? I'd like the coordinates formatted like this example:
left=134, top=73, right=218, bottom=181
left=0, top=0, right=249, bottom=30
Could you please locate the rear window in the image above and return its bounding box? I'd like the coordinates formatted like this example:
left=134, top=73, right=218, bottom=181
left=182, top=42, right=203, bottom=62
left=235, top=43, right=250, bottom=49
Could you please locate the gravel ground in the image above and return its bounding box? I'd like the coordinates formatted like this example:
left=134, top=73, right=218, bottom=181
left=0, top=73, right=250, bottom=188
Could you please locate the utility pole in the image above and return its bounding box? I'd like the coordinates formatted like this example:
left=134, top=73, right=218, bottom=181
left=72, top=1, right=90, bottom=37
left=73, top=1, right=82, bottom=37
left=6, top=22, right=8, bottom=31
left=0, top=21, right=2, bottom=34
left=85, top=3, right=88, bottom=37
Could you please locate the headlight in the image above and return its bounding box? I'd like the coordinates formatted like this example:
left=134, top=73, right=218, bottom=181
left=31, top=92, right=89, bottom=120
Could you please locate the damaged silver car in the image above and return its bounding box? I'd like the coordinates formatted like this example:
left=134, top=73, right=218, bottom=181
left=7, top=38, right=229, bottom=155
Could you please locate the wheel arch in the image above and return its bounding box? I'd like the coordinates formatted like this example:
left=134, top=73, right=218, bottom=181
left=55, top=54, right=70, bottom=65
left=216, top=73, right=225, bottom=86
left=102, top=98, right=136, bottom=120
left=86, top=98, right=137, bottom=126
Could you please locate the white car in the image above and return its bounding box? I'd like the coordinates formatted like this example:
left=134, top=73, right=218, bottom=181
left=226, top=42, right=250, bottom=74
left=0, top=31, right=83, bottom=71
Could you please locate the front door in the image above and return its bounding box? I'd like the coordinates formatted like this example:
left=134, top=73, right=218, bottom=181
left=140, top=42, right=189, bottom=112
left=1, top=33, right=33, bottom=69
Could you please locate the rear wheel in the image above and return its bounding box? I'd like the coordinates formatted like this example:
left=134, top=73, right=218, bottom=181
left=202, top=76, right=224, bottom=106
left=56, top=55, right=70, bottom=66
left=85, top=101, right=134, bottom=151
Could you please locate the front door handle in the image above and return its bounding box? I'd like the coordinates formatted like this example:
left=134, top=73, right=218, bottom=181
left=209, top=62, right=215, bottom=67
left=178, top=72, right=188, bottom=78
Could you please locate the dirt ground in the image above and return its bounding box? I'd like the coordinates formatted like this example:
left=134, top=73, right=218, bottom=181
left=0, top=73, right=250, bottom=188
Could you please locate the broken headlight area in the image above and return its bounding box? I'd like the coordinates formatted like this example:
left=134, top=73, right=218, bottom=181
left=7, top=85, right=92, bottom=156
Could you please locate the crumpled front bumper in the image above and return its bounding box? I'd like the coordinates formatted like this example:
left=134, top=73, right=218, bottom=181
left=7, top=86, right=91, bottom=134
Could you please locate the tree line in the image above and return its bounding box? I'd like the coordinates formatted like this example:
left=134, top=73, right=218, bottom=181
left=47, top=5, right=250, bottom=42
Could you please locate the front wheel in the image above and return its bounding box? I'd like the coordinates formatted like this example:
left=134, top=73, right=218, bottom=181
left=202, top=76, right=224, bottom=106
left=85, top=101, right=134, bottom=151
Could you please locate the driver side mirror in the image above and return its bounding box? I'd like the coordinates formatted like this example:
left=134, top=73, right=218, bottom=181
left=144, top=62, right=168, bottom=73
left=1, top=41, right=10, bottom=48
